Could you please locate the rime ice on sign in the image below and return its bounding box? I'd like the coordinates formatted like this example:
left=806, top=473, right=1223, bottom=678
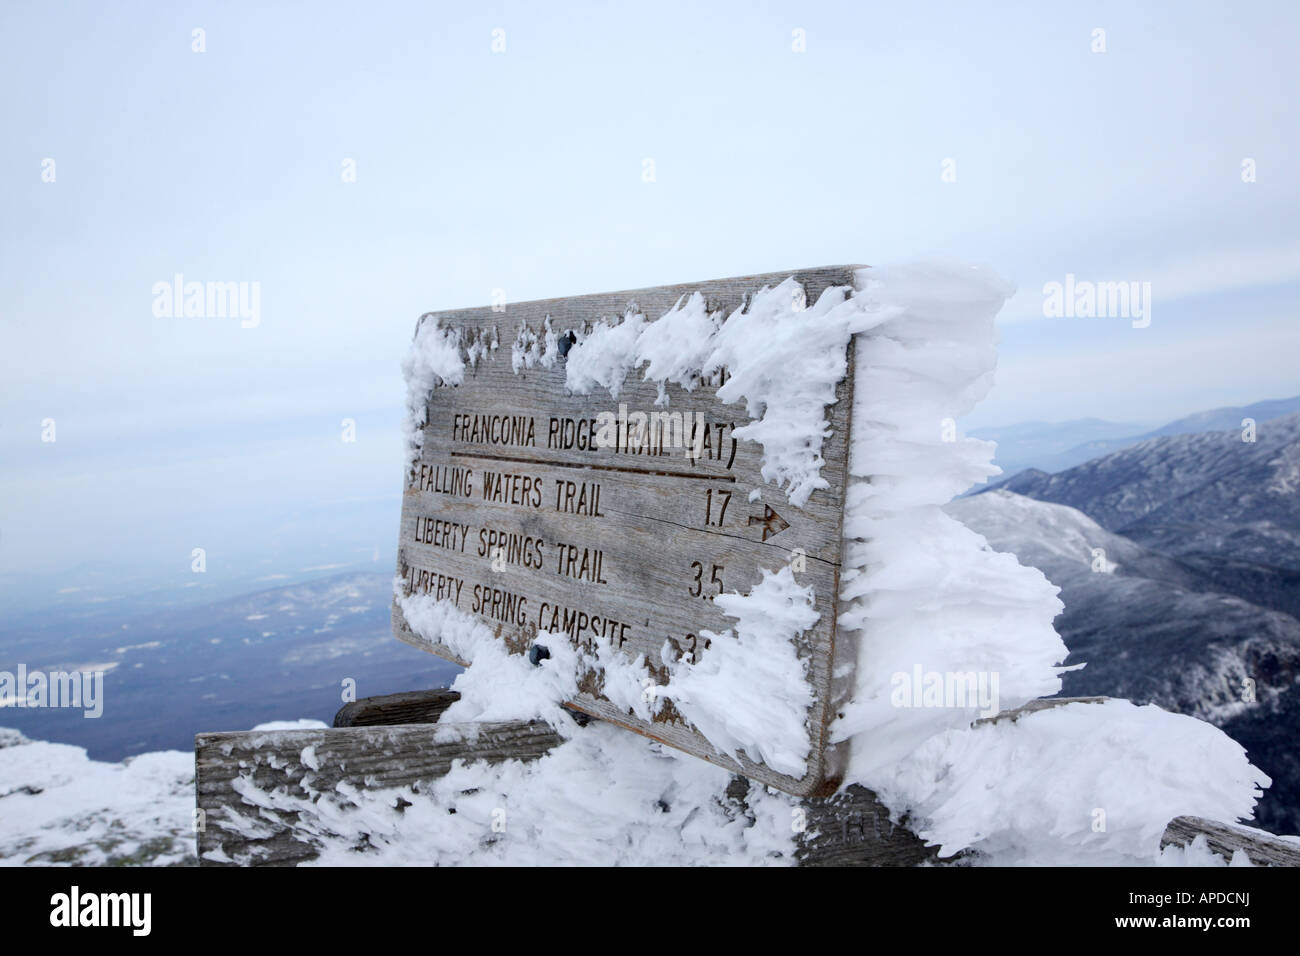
left=393, top=268, right=865, bottom=797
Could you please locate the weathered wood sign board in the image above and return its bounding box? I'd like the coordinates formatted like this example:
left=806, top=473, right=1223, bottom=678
left=393, top=266, right=863, bottom=797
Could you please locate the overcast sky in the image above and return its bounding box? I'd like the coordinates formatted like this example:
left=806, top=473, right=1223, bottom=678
left=2, top=0, right=1298, bottom=589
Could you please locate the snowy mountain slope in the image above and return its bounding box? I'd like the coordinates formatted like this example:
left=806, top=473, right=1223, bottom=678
left=0, top=571, right=460, bottom=760
left=0, top=720, right=333, bottom=866
left=988, top=411, right=1300, bottom=535
left=947, top=490, right=1300, bottom=834
left=983, top=412, right=1300, bottom=618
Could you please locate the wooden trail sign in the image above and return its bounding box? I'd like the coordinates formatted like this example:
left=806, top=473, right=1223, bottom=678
left=393, top=266, right=863, bottom=796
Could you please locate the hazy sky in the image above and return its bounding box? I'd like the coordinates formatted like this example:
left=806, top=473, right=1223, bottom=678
left=2, top=1, right=1298, bottom=589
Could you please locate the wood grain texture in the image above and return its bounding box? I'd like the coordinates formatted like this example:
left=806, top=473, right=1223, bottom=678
left=1161, top=815, right=1300, bottom=867
left=332, top=688, right=461, bottom=727
left=718, top=776, right=940, bottom=865
left=795, top=782, right=945, bottom=867
left=393, top=266, right=867, bottom=798
left=194, top=721, right=561, bottom=866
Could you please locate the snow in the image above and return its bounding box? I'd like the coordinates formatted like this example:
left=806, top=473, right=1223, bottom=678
left=660, top=566, right=817, bottom=777
left=395, top=580, right=590, bottom=730
left=827, top=262, right=1269, bottom=863
left=564, top=278, right=885, bottom=506
left=207, top=720, right=797, bottom=866
left=0, top=728, right=194, bottom=866
left=870, top=699, right=1267, bottom=864
left=564, top=310, right=647, bottom=397
left=630, top=292, right=721, bottom=403
left=511, top=317, right=558, bottom=373
left=832, top=263, right=1068, bottom=764
left=1156, top=836, right=1255, bottom=867
left=251, top=719, right=329, bottom=732
left=396, top=549, right=819, bottom=779
left=401, top=318, right=465, bottom=461
left=707, top=280, right=881, bottom=507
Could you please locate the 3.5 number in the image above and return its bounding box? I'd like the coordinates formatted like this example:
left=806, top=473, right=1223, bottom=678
left=689, top=561, right=724, bottom=598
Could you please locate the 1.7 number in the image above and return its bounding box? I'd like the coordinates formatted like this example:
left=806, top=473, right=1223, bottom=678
left=703, top=489, right=731, bottom=528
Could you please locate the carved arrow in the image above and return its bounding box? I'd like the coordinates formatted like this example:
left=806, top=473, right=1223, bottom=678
left=748, top=505, right=790, bottom=541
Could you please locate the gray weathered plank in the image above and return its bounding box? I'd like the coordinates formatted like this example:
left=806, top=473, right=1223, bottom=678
left=394, top=266, right=866, bottom=798
left=194, top=721, right=561, bottom=866
left=1161, top=815, right=1300, bottom=867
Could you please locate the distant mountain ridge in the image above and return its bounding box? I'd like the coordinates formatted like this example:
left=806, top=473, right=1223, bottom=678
left=968, top=418, right=1154, bottom=478
left=972, top=395, right=1300, bottom=479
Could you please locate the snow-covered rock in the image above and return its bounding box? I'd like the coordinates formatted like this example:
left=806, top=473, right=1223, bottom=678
left=0, top=728, right=195, bottom=866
